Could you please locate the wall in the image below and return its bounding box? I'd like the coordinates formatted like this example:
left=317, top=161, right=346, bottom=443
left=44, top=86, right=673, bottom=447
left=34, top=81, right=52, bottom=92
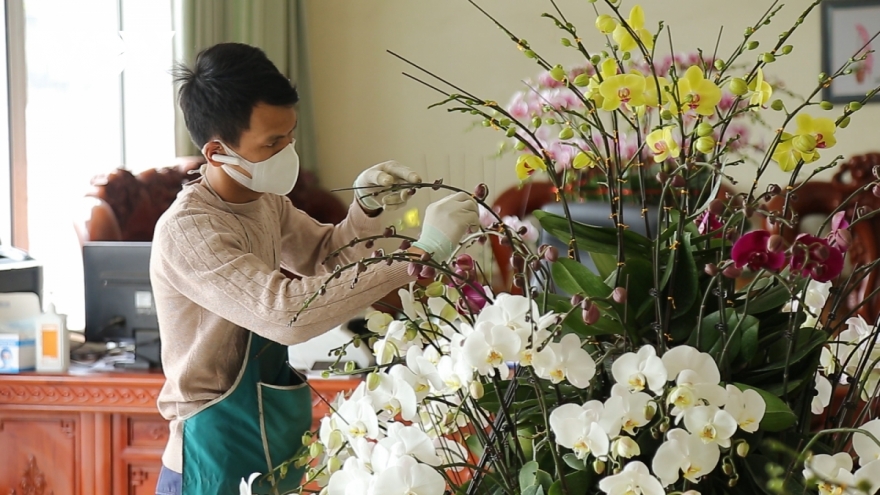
left=305, top=0, right=880, bottom=207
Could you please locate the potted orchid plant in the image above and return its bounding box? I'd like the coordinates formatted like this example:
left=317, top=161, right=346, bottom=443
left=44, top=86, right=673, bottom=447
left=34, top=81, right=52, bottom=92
left=241, top=1, right=880, bottom=494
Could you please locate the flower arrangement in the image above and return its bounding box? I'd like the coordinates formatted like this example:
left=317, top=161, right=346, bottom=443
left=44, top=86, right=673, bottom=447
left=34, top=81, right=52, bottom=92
left=241, top=1, right=880, bottom=494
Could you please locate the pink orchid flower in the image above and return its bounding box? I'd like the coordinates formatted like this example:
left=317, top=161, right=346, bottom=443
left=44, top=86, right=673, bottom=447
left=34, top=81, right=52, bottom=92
left=790, top=233, right=844, bottom=283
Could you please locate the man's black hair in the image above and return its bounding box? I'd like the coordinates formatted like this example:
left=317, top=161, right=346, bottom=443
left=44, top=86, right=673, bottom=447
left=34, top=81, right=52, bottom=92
left=173, top=43, right=299, bottom=148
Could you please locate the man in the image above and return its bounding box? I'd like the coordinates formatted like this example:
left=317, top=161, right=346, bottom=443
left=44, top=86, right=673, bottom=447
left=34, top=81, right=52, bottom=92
left=151, top=42, right=478, bottom=495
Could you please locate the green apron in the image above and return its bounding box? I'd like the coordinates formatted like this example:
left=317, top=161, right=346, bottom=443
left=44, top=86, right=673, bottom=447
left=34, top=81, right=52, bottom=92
left=181, top=332, right=312, bottom=495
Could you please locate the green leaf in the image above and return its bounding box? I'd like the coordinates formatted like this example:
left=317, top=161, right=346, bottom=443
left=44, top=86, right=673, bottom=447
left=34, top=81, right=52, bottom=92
left=465, top=434, right=484, bottom=459
left=540, top=293, right=626, bottom=337
left=533, top=210, right=653, bottom=259
left=689, top=308, right=758, bottom=363
left=761, top=378, right=805, bottom=396
left=548, top=470, right=593, bottom=495
left=740, top=320, right=760, bottom=363
left=752, top=326, right=828, bottom=373
left=671, top=233, right=698, bottom=317
left=551, top=258, right=612, bottom=298
left=536, top=470, right=553, bottom=491
left=519, top=461, right=539, bottom=490
left=605, top=256, right=655, bottom=322
left=522, top=485, right=544, bottom=495
left=734, top=383, right=797, bottom=431
left=741, top=281, right=800, bottom=315
left=590, top=252, right=618, bottom=281
left=562, top=453, right=586, bottom=471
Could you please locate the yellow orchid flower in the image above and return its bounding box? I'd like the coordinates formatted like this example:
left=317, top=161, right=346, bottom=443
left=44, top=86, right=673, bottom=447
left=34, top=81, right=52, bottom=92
left=642, top=75, right=671, bottom=108
left=646, top=126, right=681, bottom=163
left=599, top=73, right=647, bottom=111
left=748, top=68, right=773, bottom=110
left=795, top=113, right=837, bottom=160
left=673, top=66, right=722, bottom=116
left=588, top=58, right=619, bottom=107
left=612, top=5, right=654, bottom=52
left=572, top=151, right=599, bottom=170
left=516, top=154, right=548, bottom=181
left=772, top=132, right=801, bottom=172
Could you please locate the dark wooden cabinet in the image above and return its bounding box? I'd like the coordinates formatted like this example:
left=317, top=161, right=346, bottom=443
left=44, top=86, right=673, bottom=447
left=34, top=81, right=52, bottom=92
left=0, top=371, right=359, bottom=495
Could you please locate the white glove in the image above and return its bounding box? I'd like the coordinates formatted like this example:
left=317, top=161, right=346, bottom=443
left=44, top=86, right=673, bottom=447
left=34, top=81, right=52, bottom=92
left=413, top=192, right=480, bottom=261
left=353, top=161, right=422, bottom=212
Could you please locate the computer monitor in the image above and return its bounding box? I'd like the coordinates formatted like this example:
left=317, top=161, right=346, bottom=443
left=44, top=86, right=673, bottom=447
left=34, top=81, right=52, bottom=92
left=0, top=246, right=43, bottom=304
left=83, top=242, right=158, bottom=346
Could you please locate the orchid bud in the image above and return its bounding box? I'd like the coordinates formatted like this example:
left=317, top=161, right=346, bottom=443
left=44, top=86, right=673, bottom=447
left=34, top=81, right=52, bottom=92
left=839, top=116, right=851, bottom=128
left=404, top=323, right=419, bottom=341
left=728, top=475, right=739, bottom=488
left=549, top=65, right=566, bottom=82
left=722, top=265, right=743, bottom=279
left=431, top=178, right=443, bottom=190
left=419, top=265, right=436, bottom=279
left=425, top=281, right=446, bottom=298
left=696, top=122, right=714, bottom=137
left=672, top=175, right=687, bottom=188
left=542, top=245, right=559, bottom=262
left=729, top=77, right=749, bottom=96
left=848, top=101, right=863, bottom=112
left=327, top=429, right=344, bottom=451
left=383, top=226, right=395, bottom=237
left=344, top=361, right=356, bottom=372
left=511, top=254, right=526, bottom=272
left=327, top=455, right=342, bottom=474
left=722, top=459, right=734, bottom=475
left=473, top=183, right=489, bottom=200
left=367, top=372, right=382, bottom=392
left=592, top=458, right=606, bottom=475
left=595, top=14, right=617, bottom=34
left=873, top=185, right=880, bottom=198
left=736, top=441, right=750, bottom=457
left=770, top=99, right=784, bottom=111
left=582, top=304, right=600, bottom=325
left=400, top=239, right=412, bottom=250
left=820, top=100, right=834, bottom=110
left=570, top=294, right=585, bottom=306
left=705, top=263, right=720, bottom=276
left=767, top=234, right=785, bottom=253
left=407, top=263, right=420, bottom=277
left=655, top=171, right=669, bottom=183
left=309, top=441, right=324, bottom=458
left=558, top=127, right=574, bottom=140
left=644, top=404, right=656, bottom=421
left=573, top=73, right=590, bottom=87
left=469, top=381, right=484, bottom=399
left=455, top=253, right=475, bottom=270
left=695, top=136, right=716, bottom=154
left=612, top=287, right=627, bottom=304
left=660, top=109, right=674, bottom=120
left=761, top=52, right=776, bottom=63
left=302, top=431, right=313, bottom=445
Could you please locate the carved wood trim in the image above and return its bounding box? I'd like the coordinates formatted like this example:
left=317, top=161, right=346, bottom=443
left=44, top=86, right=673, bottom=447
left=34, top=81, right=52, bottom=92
left=130, top=468, right=147, bottom=487
left=9, top=456, right=54, bottom=495
left=0, top=375, right=162, bottom=413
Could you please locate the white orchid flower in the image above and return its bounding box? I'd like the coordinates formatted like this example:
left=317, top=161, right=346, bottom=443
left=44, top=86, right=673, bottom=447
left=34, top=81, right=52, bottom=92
left=723, top=385, right=766, bottom=432
left=320, top=415, right=345, bottom=454
left=612, top=344, right=668, bottom=395
left=651, top=429, right=720, bottom=486
left=475, top=293, right=535, bottom=332
left=373, top=320, right=420, bottom=366
left=328, top=457, right=375, bottom=495
left=433, top=437, right=469, bottom=471
left=418, top=400, right=470, bottom=437
left=812, top=373, right=833, bottom=415
left=803, top=453, right=880, bottom=495
left=402, top=347, right=444, bottom=400
left=461, top=322, right=521, bottom=377
left=549, top=402, right=613, bottom=459
left=820, top=347, right=839, bottom=376
left=805, top=280, right=833, bottom=314
left=854, top=419, right=880, bottom=465
left=239, top=473, right=260, bottom=495
left=518, top=325, right=552, bottom=367
left=436, top=354, right=474, bottom=394
left=532, top=334, right=596, bottom=388
left=366, top=311, right=394, bottom=336
left=598, top=460, right=664, bottom=495
left=610, top=436, right=641, bottom=459
left=371, top=454, right=446, bottom=495
left=334, top=388, right=381, bottom=441
left=399, top=283, right=428, bottom=322
left=425, top=296, right=460, bottom=325
left=605, top=384, right=652, bottom=435
left=662, top=347, right=726, bottom=419
left=367, top=372, right=418, bottom=421
left=682, top=405, right=737, bottom=448
left=375, top=423, right=442, bottom=467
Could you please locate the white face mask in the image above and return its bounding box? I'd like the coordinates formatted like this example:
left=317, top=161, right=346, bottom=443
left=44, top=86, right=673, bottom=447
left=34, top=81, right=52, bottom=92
left=208, top=140, right=300, bottom=196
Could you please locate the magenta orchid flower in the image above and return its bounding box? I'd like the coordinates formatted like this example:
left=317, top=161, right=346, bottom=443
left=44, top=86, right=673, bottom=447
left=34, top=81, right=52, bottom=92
left=731, top=230, right=787, bottom=272
left=790, top=234, right=844, bottom=283
left=696, top=211, right=723, bottom=238
left=827, top=211, right=851, bottom=252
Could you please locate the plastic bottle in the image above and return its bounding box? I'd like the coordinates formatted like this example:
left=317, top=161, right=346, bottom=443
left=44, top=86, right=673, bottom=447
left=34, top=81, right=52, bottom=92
left=34, top=301, right=68, bottom=373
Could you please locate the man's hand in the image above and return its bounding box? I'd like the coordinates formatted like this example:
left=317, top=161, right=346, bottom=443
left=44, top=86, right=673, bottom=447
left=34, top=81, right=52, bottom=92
left=412, top=192, right=479, bottom=262
left=354, top=161, right=422, bottom=213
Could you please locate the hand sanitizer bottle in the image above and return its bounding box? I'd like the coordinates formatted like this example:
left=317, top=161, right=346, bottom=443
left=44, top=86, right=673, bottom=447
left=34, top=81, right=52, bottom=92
left=35, top=301, right=68, bottom=373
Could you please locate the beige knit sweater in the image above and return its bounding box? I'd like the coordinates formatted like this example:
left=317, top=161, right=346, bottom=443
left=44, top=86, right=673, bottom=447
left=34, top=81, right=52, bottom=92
left=150, top=178, right=413, bottom=473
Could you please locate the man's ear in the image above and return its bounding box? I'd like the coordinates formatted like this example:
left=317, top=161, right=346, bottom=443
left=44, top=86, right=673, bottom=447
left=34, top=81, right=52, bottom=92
left=202, top=140, right=225, bottom=167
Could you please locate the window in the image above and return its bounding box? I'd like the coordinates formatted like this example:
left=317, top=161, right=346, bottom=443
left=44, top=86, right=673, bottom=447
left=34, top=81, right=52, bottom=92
left=22, top=0, right=175, bottom=329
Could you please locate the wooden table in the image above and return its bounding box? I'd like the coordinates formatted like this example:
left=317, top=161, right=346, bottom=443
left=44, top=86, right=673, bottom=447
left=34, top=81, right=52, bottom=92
left=0, top=370, right=359, bottom=495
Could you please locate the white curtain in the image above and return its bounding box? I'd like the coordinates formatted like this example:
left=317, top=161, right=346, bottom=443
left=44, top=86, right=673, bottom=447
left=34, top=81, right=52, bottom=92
left=171, top=0, right=317, bottom=172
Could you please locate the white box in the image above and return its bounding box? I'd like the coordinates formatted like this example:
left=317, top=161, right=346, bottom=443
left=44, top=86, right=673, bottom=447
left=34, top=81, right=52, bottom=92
left=0, top=292, right=40, bottom=373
